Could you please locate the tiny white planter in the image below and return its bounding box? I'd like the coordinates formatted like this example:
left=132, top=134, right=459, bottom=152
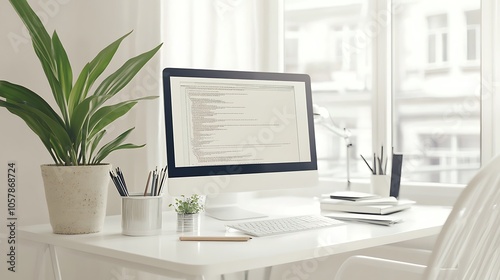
left=41, top=164, right=110, bottom=234
left=177, top=213, right=200, bottom=232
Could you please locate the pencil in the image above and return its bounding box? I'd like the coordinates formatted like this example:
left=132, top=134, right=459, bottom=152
left=179, top=236, right=252, bottom=242
left=144, top=171, right=152, bottom=196
left=360, top=154, right=374, bottom=174
left=157, top=166, right=168, bottom=195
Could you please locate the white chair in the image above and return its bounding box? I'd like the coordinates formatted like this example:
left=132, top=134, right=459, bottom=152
left=334, top=155, right=500, bottom=280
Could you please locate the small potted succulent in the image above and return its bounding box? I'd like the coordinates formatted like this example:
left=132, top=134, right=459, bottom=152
left=169, top=194, right=204, bottom=232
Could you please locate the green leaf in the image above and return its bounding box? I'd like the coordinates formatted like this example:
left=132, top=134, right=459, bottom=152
left=88, top=130, right=106, bottom=163
left=0, top=81, right=64, bottom=127
left=14, top=102, right=73, bottom=153
left=52, top=31, right=73, bottom=107
left=48, top=135, right=71, bottom=165
left=68, top=32, right=133, bottom=115
left=88, top=96, right=157, bottom=139
left=2, top=96, right=74, bottom=163
left=68, top=64, right=90, bottom=116
left=9, top=0, right=64, bottom=116
left=86, top=31, right=133, bottom=93
left=93, top=43, right=162, bottom=107
left=70, top=95, right=104, bottom=143
left=33, top=45, right=65, bottom=117
left=92, top=128, right=142, bottom=164
left=9, top=0, right=55, bottom=74
left=88, top=101, right=137, bottom=139
left=0, top=100, right=50, bottom=145
left=93, top=143, right=145, bottom=165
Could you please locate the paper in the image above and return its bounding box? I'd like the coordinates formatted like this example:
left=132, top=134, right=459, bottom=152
left=325, top=212, right=403, bottom=226
left=329, top=191, right=380, bottom=201
left=323, top=197, right=399, bottom=205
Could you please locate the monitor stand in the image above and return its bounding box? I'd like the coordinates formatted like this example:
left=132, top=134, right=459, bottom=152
left=204, top=193, right=267, bottom=221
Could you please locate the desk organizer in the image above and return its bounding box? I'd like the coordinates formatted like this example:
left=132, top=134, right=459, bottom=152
left=370, top=174, right=391, bottom=197
left=121, top=194, right=162, bottom=236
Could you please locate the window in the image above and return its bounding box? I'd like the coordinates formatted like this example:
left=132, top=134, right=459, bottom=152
left=426, top=14, right=448, bottom=65
left=393, top=0, right=480, bottom=184
left=466, top=10, right=480, bottom=62
left=284, top=1, right=373, bottom=179
left=285, top=0, right=481, bottom=185
left=285, top=25, right=300, bottom=73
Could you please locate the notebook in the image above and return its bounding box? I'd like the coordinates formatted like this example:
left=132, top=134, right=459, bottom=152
left=320, top=199, right=415, bottom=215
left=325, top=212, right=403, bottom=226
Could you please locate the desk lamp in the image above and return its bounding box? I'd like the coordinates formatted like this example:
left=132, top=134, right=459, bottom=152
left=313, top=104, right=352, bottom=190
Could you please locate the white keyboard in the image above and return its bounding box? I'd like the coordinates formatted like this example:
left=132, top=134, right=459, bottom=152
left=226, top=215, right=344, bottom=237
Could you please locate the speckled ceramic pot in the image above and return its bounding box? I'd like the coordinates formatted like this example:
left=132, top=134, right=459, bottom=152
left=41, top=164, right=110, bottom=234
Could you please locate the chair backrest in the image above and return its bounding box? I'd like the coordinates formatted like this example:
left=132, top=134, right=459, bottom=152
left=423, top=156, right=500, bottom=279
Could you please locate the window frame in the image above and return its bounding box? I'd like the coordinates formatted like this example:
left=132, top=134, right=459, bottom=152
left=379, top=0, right=496, bottom=204
left=278, top=0, right=500, bottom=205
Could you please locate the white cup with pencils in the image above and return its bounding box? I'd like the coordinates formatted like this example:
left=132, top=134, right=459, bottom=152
left=370, top=175, right=391, bottom=197
left=361, top=146, right=392, bottom=197
left=110, top=166, right=167, bottom=236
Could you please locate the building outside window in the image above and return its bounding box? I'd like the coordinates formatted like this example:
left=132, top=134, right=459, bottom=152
left=466, top=10, right=480, bottom=63
left=284, top=0, right=481, bottom=185
left=426, top=14, right=448, bottom=65
left=284, top=0, right=373, bottom=180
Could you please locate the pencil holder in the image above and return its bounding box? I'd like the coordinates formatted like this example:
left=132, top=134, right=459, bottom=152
left=371, top=175, right=391, bottom=197
left=121, top=194, right=163, bottom=236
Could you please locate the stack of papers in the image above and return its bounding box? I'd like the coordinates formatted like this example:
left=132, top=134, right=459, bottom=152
left=325, top=212, right=403, bottom=226
left=328, top=191, right=380, bottom=201
left=320, top=191, right=415, bottom=215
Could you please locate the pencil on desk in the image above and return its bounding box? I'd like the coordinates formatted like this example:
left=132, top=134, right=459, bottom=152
left=179, top=236, right=252, bottom=242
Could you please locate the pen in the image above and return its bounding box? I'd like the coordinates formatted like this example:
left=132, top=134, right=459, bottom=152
left=179, top=236, right=252, bottom=242
left=360, top=154, right=374, bottom=174
left=378, top=157, right=383, bottom=175
left=379, top=146, right=384, bottom=175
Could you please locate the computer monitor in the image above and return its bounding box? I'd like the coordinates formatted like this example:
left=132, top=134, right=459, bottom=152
left=162, top=68, right=318, bottom=220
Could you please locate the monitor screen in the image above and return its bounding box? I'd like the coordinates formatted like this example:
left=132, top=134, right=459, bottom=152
left=162, top=68, right=318, bottom=197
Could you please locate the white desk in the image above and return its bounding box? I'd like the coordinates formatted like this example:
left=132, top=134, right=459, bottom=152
left=19, top=198, right=450, bottom=280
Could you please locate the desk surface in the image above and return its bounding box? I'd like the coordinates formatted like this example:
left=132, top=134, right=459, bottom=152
left=19, top=197, right=450, bottom=277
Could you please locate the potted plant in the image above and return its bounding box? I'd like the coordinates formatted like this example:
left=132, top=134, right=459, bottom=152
left=169, top=194, right=204, bottom=232
left=0, top=0, right=162, bottom=234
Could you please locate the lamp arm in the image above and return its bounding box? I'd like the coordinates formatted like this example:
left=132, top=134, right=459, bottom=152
left=322, top=123, right=352, bottom=147
left=312, top=104, right=352, bottom=190
left=321, top=117, right=353, bottom=189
